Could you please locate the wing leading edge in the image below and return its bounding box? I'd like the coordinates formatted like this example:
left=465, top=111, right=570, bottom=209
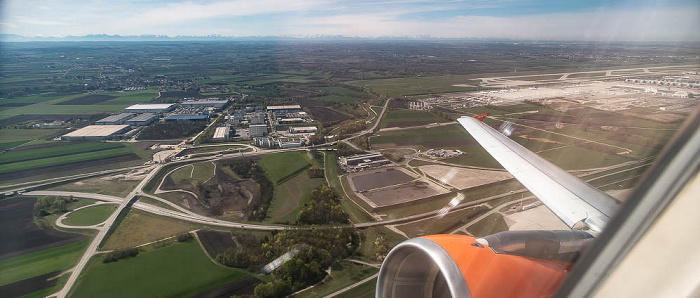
left=457, top=115, right=619, bottom=233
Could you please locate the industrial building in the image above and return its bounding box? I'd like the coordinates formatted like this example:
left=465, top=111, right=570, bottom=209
left=266, top=105, right=302, bottom=113
left=96, top=113, right=135, bottom=125
left=339, top=153, right=392, bottom=171
left=249, top=112, right=266, bottom=125
left=249, top=124, right=268, bottom=137
left=289, top=126, right=318, bottom=133
left=254, top=137, right=303, bottom=148
left=61, top=125, right=130, bottom=140
left=213, top=126, right=230, bottom=141
left=125, top=103, right=175, bottom=114
left=165, top=115, right=208, bottom=122
left=278, top=118, right=304, bottom=124
left=127, top=113, right=157, bottom=126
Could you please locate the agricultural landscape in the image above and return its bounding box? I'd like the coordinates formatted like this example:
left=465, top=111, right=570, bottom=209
left=0, top=39, right=698, bottom=298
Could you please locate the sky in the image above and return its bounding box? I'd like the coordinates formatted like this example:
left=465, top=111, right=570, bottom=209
left=1, top=0, right=699, bottom=41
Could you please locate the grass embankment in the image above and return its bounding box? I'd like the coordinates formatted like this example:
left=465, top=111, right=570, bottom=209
left=102, top=210, right=193, bottom=250
left=324, top=151, right=374, bottom=223
left=466, top=213, right=509, bottom=237
left=296, top=262, right=378, bottom=298
left=70, top=241, right=250, bottom=298
left=259, top=151, right=316, bottom=184
left=0, top=240, right=89, bottom=297
left=63, top=204, right=118, bottom=226
left=265, top=171, right=325, bottom=223
left=396, top=206, right=489, bottom=238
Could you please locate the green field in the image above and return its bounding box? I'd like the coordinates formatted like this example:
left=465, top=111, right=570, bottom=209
left=379, top=109, right=448, bottom=128
left=0, top=240, right=89, bottom=288
left=0, top=128, right=64, bottom=143
left=169, top=162, right=216, bottom=186
left=71, top=241, right=250, bottom=298
left=63, top=204, right=118, bottom=226
left=265, top=171, right=325, bottom=223
left=260, top=151, right=316, bottom=184
left=335, top=277, right=377, bottom=298
left=0, top=142, right=124, bottom=165
left=0, top=147, right=134, bottom=174
left=49, top=176, right=140, bottom=197
left=349, top=75, right=480, bottom=97
left=296, top=262, right=378, bottom=298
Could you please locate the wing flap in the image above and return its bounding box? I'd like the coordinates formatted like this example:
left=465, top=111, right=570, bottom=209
left=457, top=116, right=619, bottom=232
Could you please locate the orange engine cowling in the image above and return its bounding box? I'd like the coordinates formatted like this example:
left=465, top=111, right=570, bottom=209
left=376, top=234, right=581, bottom=298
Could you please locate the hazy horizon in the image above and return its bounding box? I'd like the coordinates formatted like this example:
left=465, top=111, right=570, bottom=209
left=2, top=0, right=699, bottom=42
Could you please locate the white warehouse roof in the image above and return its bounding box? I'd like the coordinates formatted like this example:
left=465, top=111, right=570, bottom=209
left=62, top=125, right=129, bottom=138
left=125, top=104, right=175, bottom=110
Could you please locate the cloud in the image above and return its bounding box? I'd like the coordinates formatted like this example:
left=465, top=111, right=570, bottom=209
left=0, top=23, right=18, bottom=28
left=292, top=7, right=700, bottom=41
left=15, top=16, right=70, bottom=26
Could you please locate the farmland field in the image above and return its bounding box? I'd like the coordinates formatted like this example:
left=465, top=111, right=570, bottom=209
left=0, top=198, right=85, bottom=260
left=102, top=211, right=194, bottom=250
left=0, top=142, right=124, bottom=165
left=70, top=241, right=252, bottom=298
left=0, top=148, right=135, bottom=174
left=55, top=94, right=117, bottom=105
left=466, top=213, right=509, bottom=237
left=396, top=206, right=488, bottom=238
left=306, top=106, right=351, bottom=123
left=0, top=240, right=89, bottom=297
left=63, top=204, right=118, bottom=226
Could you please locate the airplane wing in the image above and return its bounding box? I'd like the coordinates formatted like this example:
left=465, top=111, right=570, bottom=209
left=457, top=114, right=619, bottom=233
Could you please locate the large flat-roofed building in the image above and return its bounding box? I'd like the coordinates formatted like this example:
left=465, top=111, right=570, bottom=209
left=181, top=99, right=229, bottom=110
left=127, top=113, right=157, bottom=126
left=266, top=105, right=302, bottom=113
left=165, top=115, right=208, bottom=122
left=213, top=126, right=230, bottom=141
left=289, top=126, right=317, bottom=133
left=278, top=118, right=304, bottom=124
left=125, top=103, right=175, bottom=114
left=96, top=113, right=135, bottom=125
left=249, top=112, right=265, bottom=124
left=249, top=124, right=268, bottom=137
left=61, top=125, right=130, bottom=140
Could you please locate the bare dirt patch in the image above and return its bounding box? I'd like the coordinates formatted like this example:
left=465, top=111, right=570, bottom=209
left=160, top=167, right=260, bottom=218
left=0, top=198, right=84, bottom=260
left=363, top=181, right=443, bottom=208
left=349, top=168, right=416, bottom=192
left=306, top=107, right=350, bottom=123
left=418, top=165, right=513, bottom=190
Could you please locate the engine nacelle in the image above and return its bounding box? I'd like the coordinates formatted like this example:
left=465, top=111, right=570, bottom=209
left=376, top=233, right=591, bottom=298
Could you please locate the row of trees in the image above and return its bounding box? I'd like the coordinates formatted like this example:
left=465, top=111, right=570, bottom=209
left=34, top=196, right=76, bottom=216
left=103, top=248, right=139, bottom=263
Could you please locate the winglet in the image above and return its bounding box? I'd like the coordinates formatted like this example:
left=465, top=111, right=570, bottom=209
left=473, top=113, right=490, bottom=121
